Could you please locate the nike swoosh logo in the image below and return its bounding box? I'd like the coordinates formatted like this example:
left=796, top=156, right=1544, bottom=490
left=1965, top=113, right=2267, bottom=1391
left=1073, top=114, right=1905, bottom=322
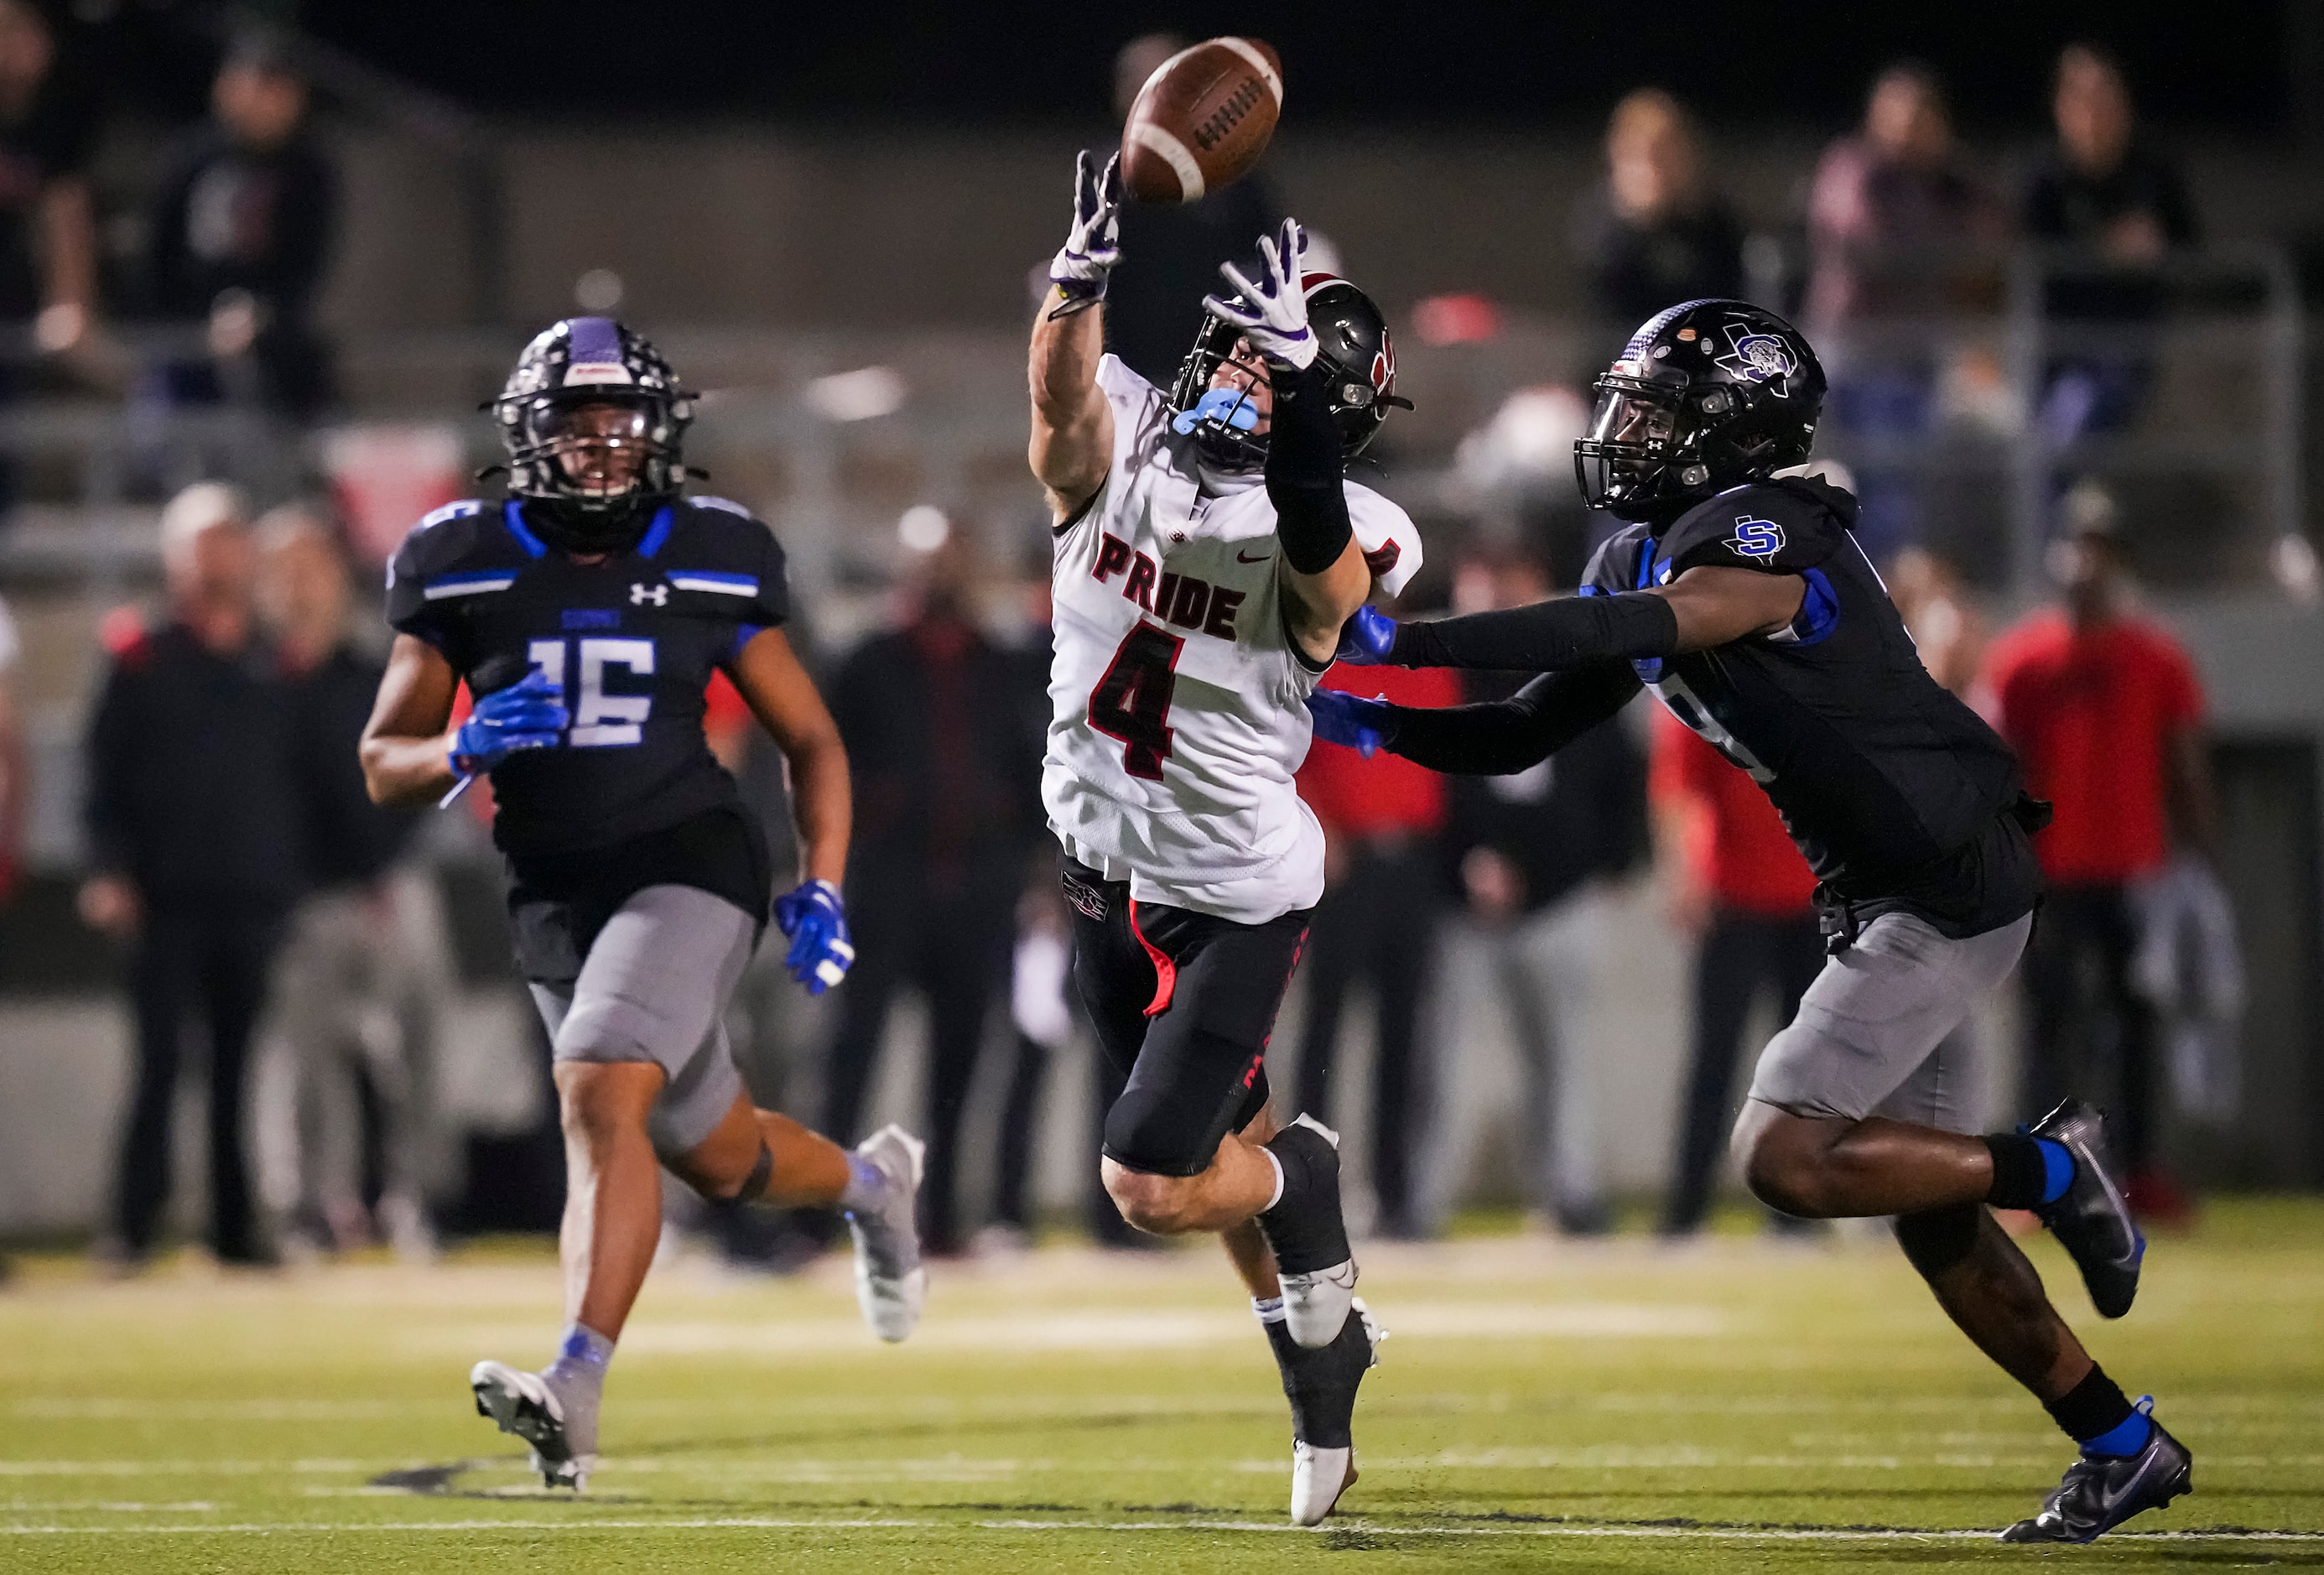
left=1236, top=548, right=1272, bottom=564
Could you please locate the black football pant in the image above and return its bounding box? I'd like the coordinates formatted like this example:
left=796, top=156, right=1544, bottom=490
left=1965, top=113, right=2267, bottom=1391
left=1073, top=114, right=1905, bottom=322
left=1662, top=905, right=1826, bottom=1235
left=1065, top=860, right=1308, bottom=1178
left=1292, top=840, right=1435, bottom=1234
left=114, top=899, right=286, bottom=1261
left=2020, top=884, right=2158, bottom=1170
left=819, top=883, right=1010, bottom=1255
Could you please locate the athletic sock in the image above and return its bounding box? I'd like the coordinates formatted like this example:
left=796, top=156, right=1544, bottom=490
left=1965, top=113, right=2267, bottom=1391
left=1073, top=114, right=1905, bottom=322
left=2045, top=1364, right=2150, bottom=1457
left=1252, top=1295, right=1287, bottom=1326
left=839, top=1154, right=886, bottom=1215
left=1256, top=1123, right=1350, bottom=1274
left=541, top=1322, right=614, bottom=1455
left=1984, top=1134, right=2076, bottom=1209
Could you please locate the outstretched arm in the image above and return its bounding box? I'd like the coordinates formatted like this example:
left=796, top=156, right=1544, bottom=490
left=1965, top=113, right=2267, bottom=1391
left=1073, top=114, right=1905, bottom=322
left=1313, top=663, right=1645, bottom=776
left=1029, top=151, right=1121, bottom=523
left=1354, top=565, right=1807, bottom=671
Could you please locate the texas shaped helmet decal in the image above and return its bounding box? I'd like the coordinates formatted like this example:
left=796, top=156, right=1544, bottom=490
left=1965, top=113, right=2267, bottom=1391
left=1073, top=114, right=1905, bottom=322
left=1713, top=324, right=1797, bottom=396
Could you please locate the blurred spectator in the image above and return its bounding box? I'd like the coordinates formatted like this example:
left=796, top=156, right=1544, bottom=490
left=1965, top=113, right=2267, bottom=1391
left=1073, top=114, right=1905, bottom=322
left=0, top=0, right=97, bottom=517
left=1416, top=555, right=1646, bottom=1236
left=254, top=507, right=446, bottom=1262
left=146, top=34, right=336, bottom=418
left=1885, top=544, right=1989, bottom=695
left=0, top=585, right=21, bottom=905
left=1806, top=64, right=2007, bottom=558
left=0, top=586, right=13, bottom=1287
left=1647, top=710, right=1822, bottom=1237
left=983, top=871, right=1074, bottom=1255
left=1096, top=32, right=1283, bottom=388
left=1980, top=485, right=2213, bottom=1222
left=819, top=523, right=1047, bottom=1255
left=1574, top=89, right=1746, bottom=337
left=1294, top=661, right=1462, bottom=1237
left=2020, top=44, right=2198, bottom=444
left=82, top=482, right=300, bottom=1268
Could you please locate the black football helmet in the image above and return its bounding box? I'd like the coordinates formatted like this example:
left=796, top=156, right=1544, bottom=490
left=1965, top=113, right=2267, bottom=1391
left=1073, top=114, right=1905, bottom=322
left=1168, top=272, right=1413, bottom=471
left=490, top=317, right=694, bottom=552
left=1573, top=299, right=1825, bottom=525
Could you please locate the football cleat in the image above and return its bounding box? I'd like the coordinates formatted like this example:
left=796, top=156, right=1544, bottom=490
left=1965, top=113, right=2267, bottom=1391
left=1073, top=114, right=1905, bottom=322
left=1999, top=1401, right=2191, bottom=1543
left=1271, top=1297, right=1385, bottom=1526
left=2027, top=1098, right=2145, bottom=1318
left=471, top=1359, right=592, bottom=1491
left=1264, top=1115, right=1358, bottom=1349
left=847, top=1124, right=928, bottom=1343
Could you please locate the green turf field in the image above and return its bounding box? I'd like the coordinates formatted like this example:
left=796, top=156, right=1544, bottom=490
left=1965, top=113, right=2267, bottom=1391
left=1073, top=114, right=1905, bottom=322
left=1, top=1200, right=2318, bottom=1572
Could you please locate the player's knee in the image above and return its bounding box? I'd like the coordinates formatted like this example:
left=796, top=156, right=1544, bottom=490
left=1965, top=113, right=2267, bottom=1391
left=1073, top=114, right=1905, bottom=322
left=1733, top=1105, right=1834, bottom=1219
left=555, top=1063, right=660, bottom=1151
left=1103, top=1163, right=1199, bottom=1235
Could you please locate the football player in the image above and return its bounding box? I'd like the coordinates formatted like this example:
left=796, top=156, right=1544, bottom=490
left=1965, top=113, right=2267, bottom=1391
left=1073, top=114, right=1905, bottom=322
left=1031, top=153, right=1418, bottom=1526
left=1313, top=299, right=2191, bottom=1545
left=358, top=319, right=925, bottom=1491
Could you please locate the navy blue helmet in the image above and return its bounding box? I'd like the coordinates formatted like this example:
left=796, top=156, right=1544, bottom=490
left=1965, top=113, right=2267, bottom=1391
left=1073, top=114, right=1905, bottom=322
left=491, top=317, right=694, bottom=552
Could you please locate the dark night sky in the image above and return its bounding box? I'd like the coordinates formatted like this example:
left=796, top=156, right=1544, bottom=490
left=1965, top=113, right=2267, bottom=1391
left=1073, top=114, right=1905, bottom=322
left=294, top=1, right=2295, bottom=134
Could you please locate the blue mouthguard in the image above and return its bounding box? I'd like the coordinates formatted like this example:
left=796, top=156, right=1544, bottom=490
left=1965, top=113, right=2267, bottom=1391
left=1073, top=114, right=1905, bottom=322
left=1172, top=387, right=1261, bottom=435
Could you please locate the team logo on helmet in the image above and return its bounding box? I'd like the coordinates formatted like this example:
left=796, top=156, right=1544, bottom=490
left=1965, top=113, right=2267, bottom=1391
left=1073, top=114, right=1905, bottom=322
left=1715, top=326, right=1797, bottom=394
left=1370, top=327, right=1396, bottom=397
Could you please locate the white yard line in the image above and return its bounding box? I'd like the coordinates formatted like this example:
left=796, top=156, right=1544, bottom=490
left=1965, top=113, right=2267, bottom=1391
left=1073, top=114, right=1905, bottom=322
left=0, top=1515, right=2320, bottom=1542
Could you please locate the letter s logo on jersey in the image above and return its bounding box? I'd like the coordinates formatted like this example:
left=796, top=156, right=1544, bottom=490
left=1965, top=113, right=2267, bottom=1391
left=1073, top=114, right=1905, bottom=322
left=1727, top=517, right=1784, bottom=561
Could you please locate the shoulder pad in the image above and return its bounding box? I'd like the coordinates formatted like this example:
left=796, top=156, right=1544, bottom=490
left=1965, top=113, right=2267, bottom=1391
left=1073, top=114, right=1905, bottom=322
left=1343, top=481, right=1422, bottom=598
left=1581, top=523, right=1655, bottom=595
left=391, top=499, right=505, bottom=580
left=686, top=495, right=755, bottom=519
left=1660, top=480, right=1850, bottom=575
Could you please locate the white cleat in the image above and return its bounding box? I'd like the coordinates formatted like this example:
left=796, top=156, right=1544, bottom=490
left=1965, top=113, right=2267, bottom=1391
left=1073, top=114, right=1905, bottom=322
left=848, top=1123, right=928, bottom=1343
left=470, top=1359, right=592, bottom=1491
left=1292, top=1442, right=1359, bottom=1526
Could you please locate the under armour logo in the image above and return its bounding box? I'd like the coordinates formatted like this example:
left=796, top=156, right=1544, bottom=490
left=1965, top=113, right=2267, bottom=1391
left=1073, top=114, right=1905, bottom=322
left=630, top=582, right=668, bottom=606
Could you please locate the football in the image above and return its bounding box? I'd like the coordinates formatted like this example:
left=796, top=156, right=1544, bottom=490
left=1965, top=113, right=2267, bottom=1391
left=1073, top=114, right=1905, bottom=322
left=1120, top=37, right=1282, bottom=204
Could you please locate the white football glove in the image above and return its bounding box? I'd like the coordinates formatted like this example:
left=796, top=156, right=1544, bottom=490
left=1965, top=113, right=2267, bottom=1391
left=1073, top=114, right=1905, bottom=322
left=1048, top=150, right=1122, bottom=317
left=1203, top=218, right=1318, bottom=371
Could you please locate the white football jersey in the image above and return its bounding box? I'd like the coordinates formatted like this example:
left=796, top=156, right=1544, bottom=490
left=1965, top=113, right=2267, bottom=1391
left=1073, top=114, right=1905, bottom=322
left=1044, top=355, right=1422, bottom=924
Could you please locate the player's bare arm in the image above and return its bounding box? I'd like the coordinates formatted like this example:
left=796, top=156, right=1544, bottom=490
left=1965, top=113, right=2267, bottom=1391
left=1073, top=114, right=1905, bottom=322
left=727, top=625, right=851, bottom=886
left=359, top=633, right=463, bottom=806
left=1029, top=151, right=1120, bottom=522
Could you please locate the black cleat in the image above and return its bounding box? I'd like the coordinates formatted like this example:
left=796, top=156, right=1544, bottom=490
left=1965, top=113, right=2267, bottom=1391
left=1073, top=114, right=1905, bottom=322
left=1999, top=1401, right=2191, bottom=1543
left=1266, top=1297, right=1385, bottom=1526
left=2028, top=1097, right=2145, bottom=1318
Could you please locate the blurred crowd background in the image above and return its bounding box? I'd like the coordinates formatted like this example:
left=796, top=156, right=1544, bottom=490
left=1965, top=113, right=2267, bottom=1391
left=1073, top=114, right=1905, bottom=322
left=0, top=1, right=2318, bottom=1272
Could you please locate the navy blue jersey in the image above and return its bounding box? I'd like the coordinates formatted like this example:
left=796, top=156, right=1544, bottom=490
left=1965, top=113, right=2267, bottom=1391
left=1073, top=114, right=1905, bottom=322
left=1588, top=477, right=2040, bottom=933
left=387, top=495, right=788, bottom=858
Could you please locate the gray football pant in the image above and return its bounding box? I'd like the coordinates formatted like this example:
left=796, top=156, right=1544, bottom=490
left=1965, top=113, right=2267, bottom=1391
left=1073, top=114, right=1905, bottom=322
left=528, top=883, right=758, bottom=1162
left=1745, top=910, right=2031, bottom=1133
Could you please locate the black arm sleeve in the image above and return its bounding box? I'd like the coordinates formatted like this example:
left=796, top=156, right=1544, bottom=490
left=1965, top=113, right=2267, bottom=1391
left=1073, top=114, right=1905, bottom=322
left=1265, top=362, right=1354, bottom=575
left=1391, top=590, right=1678, bottom=671
left=1384, top=663, right=1644, bottom=775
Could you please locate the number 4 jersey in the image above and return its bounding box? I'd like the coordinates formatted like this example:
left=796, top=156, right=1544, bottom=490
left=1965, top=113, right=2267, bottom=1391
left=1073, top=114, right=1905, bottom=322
left=387, top=495, right=788, bottom=857
left=1045, top=355, right=1422, bottom=924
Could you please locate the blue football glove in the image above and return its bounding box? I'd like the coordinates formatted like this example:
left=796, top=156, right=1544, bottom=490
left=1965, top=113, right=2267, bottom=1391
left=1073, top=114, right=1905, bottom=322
left=1306, top=689, right=1397, bottom=760
left=1335, top=605, right=1398, bottom=666
left=773, top=878, right=855, bottom=995
left=450, top=668, right=568, bottom=774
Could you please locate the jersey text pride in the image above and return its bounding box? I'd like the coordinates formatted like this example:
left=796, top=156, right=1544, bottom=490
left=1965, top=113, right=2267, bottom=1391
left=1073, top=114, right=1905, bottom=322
left=1091, top=531, right=1246, bottom=642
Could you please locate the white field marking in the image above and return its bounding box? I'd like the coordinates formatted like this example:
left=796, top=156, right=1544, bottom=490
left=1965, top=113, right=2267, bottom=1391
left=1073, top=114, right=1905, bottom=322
left=1230, top=1450, right=2069, bottom=1473
left=0, top=1460, right=384, bottom=1477
left=0, top=1502, right=215, bottom=1512
left=399, top=1301, right=1727, bottom=1359
left=11, top=1399, right=431, bottom=1421
left=2, top=1516, right=2322, bottom=1543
